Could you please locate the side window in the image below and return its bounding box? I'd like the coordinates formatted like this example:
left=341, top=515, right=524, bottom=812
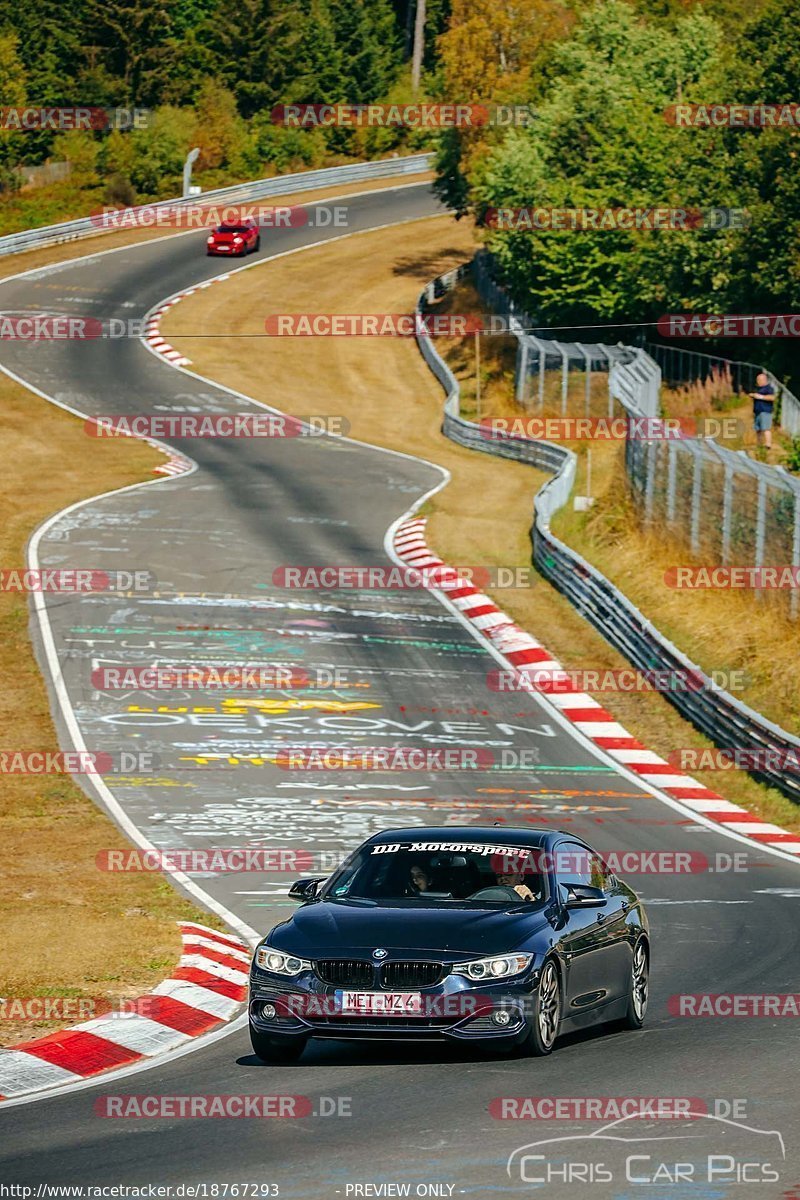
left=557, top=843, right=611, bottom=890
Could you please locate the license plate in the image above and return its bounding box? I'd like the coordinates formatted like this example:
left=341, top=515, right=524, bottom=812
left=337, top=991, right=422, bottom=1016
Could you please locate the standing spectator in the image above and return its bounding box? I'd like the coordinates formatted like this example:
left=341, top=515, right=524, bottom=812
left=749, top=372, right=776, bottom=450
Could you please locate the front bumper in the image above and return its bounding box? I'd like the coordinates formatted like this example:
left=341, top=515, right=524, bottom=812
left=249, top=964, right=539, bottom=1044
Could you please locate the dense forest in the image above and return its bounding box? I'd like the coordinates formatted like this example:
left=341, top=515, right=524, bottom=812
left=0, top=0, right=797, bottom=380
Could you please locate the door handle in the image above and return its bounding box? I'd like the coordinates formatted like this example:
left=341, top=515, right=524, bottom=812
left=596, top=912, right=605, bottom=922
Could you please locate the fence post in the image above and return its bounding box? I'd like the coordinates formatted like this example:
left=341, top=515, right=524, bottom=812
left=561, top=348, right=569, bottom=415
left=645, top=440, right=657, bottom=521
left=721, top=463, right=733, bottom=564
left=666, top=441, right=677, bottom=522
left=691, top=449, right=703, bottom=554
left=515, top=339, right=529, bottom=406
left=792, top=491, right=800, bottom=620
left=582, top=347, right=592, bottom=417
left=539, top=345, right=546, bottom=410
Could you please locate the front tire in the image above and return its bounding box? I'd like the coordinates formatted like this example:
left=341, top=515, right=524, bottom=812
left=249, top=1026, right=307, bottom=1064
left=621, top=938, right=649, bottom=1029
left=520, top=958, right=561, bottom=1056
left=254, top=235, right=261, bottom=251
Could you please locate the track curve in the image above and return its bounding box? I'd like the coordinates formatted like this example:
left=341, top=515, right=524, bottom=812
left=0, top=180, right=798, bottom=1198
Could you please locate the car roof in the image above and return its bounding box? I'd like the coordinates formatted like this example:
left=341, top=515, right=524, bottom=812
left=365, top=825, right=553, bottom=848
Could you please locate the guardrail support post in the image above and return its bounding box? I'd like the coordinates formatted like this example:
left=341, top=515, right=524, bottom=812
left=755, top=478, right=767, bottom=568
left=792, top=492, right=800, bottom=620
left=691, top=450, right=702, bottom=553
left=758, top=477, right=767, bottom=571
left=721, top=464, right=733, bottom=564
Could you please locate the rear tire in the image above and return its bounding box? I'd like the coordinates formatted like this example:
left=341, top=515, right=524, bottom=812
left=249, top=1026, right=307, bottom=1063
left=519, top=958, right=561, bottom=1056
left=254, top=235, right=261, bottom=251
left=621, top=938, right=649, bottom=1029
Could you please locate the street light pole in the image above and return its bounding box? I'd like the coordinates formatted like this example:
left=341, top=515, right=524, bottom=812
left=182, top=147, right=201, bottom=198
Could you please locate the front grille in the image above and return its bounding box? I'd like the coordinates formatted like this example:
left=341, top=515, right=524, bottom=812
left=380, top=961, right=446, bottom=989
left=315, top=959, right=375, bottom=987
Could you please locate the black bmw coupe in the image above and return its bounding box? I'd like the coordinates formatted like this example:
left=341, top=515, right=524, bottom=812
left=248, top=825, right=650, bottom=1061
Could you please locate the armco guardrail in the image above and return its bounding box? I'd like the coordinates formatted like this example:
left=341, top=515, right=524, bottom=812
left=417, top=267, right=800, bottom=804
left=0, top=153, right=434, bottom=259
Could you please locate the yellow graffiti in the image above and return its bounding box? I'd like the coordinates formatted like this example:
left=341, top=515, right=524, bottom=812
left=223, top=697, right=380, bottom=715
left=127, top=697, right=381, bottom=716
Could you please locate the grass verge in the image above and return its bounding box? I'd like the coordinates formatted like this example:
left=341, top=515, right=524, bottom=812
left=0, top=375, right=227, bottom=1046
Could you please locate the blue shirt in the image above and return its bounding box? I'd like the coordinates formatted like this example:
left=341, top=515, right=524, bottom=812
left=753, top=383, right=775, bottom=415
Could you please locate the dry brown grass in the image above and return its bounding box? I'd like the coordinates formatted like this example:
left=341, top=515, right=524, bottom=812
left=0, top=376, right=229, bottom=1046
left=162, top=218, right=800, bottom=837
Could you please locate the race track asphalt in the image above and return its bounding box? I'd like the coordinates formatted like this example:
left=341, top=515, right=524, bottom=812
left=0, top=181, right=798, bottom=1198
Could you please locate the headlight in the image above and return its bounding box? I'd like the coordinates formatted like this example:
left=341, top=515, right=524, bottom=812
left=207, top=236, right=214, bottom=243
left=233, top=236, right=243, bottom=243
left=254, top=945, right=312, bottom=976
left=453, top=954, right=532, bottom=981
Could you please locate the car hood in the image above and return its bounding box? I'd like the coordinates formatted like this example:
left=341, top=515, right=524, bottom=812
left=268, top=899, right=550, bottom=958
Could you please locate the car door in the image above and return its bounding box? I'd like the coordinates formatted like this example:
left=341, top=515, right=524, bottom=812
left=555, top=842, right=626, bottom=1015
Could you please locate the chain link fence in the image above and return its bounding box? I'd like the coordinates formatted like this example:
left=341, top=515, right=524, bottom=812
left=469, top=250, right=800, bottom=620
left=416, top=266, right=800, bottom=803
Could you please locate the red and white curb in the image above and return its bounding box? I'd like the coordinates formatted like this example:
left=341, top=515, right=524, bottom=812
left=150, top=443, right=193, bottom=477
left=0, top=922, right=251, bottom=1101
left=394, top=517, right=800, bottom=857
left=144, top=276, right=230, bottom=368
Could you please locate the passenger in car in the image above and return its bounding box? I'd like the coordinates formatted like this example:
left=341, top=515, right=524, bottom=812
left=408, top=864, right=434, bottom=895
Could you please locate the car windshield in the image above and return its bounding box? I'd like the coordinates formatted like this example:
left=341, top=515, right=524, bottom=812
left=322, top=842, right=548, bottom=905
left=216, top=224, right=248, bottom=233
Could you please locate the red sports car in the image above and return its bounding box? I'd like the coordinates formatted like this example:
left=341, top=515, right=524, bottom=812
left=206, top=218, right=261, bottom=256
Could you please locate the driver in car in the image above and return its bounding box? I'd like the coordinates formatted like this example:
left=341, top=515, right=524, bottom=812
left=496, top=869, right=539, bottom=901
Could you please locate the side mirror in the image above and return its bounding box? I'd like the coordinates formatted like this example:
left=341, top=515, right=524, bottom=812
left=564, top=884, right=607, bottom=909
left=288, top=877, right=325, bottom=902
